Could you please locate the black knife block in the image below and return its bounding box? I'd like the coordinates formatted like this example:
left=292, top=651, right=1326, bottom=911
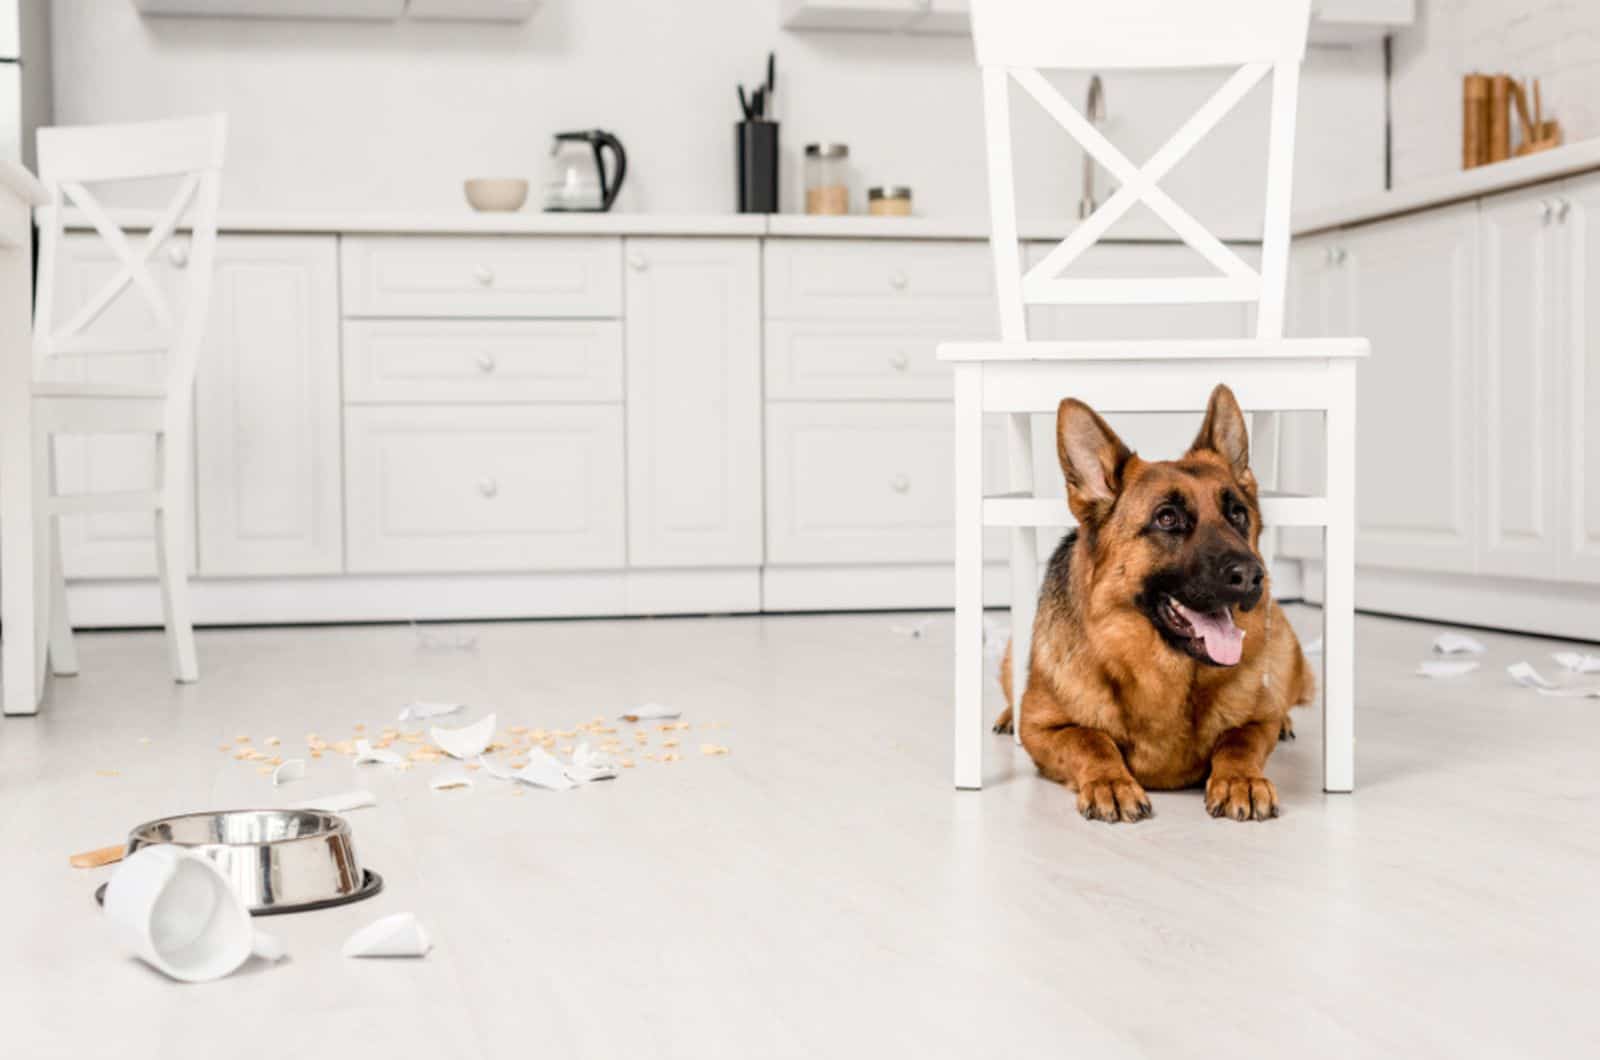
left=737, top=121, right=779, bottom=214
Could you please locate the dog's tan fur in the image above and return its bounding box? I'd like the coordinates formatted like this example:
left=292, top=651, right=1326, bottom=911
left=995, top=385, right=1314, bottom=823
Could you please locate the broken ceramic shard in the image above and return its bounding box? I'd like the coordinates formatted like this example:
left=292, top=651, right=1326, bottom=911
left=1418, top=659, right=1479, bottom=678
left=1552, top=651, right=1600, bottom=674
left=342, top=912, right=432, bottom=959
left=1508, top=661, right=1600, bottom=698
left=1432, top=632, right=1486, bottom=655
left=620, top=703, right=680, bottom=722
left=399, top=700, right=463, bottom=723
left=271, top=759, right=306, bottom=786
left=432, top=714, right=496, bottom=759
left=353, top=739, right=406, bottom=767
left=481, top=747, right=576, bottom=790
left=565, top=741, right=616, bottom=784
left=289, top=790, right=377, bottom=813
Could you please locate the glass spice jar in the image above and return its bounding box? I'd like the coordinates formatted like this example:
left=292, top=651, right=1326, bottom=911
left=867, top=185, right=913, bottom=216
left=804, top=143, right=849, bottom=215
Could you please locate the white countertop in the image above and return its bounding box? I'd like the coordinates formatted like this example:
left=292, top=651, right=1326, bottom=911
left=1292, top=138, right=1600, bottom=234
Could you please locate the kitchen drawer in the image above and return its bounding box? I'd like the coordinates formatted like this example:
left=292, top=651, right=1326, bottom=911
left=345, top=405, right=624, bottom=573
left=343, top=319, right=623, bottom=403
left=766, top=403, right=1008, bottom=564
left=764, top=239, right=996, bottom=320
left=765, top=318, right=994, bottom=401
left=340, top=236, right=622, bottom=318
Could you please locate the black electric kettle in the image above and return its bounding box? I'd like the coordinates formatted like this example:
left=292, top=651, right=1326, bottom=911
left=543, top=130, right=628, bottom=212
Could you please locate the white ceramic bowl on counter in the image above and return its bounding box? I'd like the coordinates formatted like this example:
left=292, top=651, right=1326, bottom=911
left=463, top=178, right=529, bottom=212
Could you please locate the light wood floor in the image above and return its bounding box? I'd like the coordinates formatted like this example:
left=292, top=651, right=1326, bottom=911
left=3, top=606, right=1598, bottom=1059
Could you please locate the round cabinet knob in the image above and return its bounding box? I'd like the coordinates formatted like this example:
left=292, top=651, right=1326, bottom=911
left=628, top=254, right=648, bottom=271
left=476, top=352, right=497, bottom=374
left=889, top=350, right=910, bottom=372
left=891, top=474, right=911, bottom=494
left=166, top=242, right=190, bottom=268
left=477, top=477, right=499, bottom=499
left=1555, top=197, right=1572, bottom=222
left=473, top=264, right=495, bottom=286
left=1539, top=199, right=1554, bottom=223
left=889, top=271, right=909, bottom=290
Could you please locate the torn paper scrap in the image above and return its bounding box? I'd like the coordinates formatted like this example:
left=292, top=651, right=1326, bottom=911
left=429, top=770, right=473, bottom=792
left=1553, top=651, right=1600, bottom=674
left=432, top=714, right=495, bottom=759
left=890, top=617, right=934, bottom=638
left=481, top=747, right=576, bottom=791
left=271, top=759, right=306, bottom=787
left=1432, top=633, right=1487, bottom=655
left=565, top=741, right=616, bottom=784
left=620, top=703, right=680, bottom=722
left=1507, top=661, right=1600, bottom=698
left=342, top=912, right=432, bottom=959
left=1418, top=659, right=1479, bottom=678
left=353, top=739, right=406, bottom=767
left=289, top=790, right=377, bottom=814
left=399, top=700, right=462, bottom=723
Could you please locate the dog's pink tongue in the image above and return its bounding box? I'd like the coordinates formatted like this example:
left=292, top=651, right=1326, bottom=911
left=1176, top=603, right=1245, bottom=665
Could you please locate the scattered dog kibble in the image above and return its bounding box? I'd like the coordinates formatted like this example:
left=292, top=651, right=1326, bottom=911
left=218, top=743, right=231, bottom=752
left=265, top=737, right=280, bottom=746
left=235, top=735, right=251, bottom=743
left=701, top=744, right=730, bottom=756
left=96, top=769, right=119, bottom=778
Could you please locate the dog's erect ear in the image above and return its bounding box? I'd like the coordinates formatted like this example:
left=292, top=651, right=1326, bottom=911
left=1057, top=398, right=1133, bottom=525
left=1188, top=384, right=1255, bottom=489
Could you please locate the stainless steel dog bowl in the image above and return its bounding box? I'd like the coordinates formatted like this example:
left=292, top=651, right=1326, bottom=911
left=121, top=809, right=380, bottom=915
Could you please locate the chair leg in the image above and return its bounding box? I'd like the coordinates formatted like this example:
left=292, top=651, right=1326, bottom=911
left=1251, top=409, right=1282, bottom=573
left=154, top=434, right=198, bottom=684
left=29, top=425, right=52, bottom=701
left=47, top=517, right=78, bottom=677
left=1322, top=366, right=1357, bottom=792
left=1004, top=411, right=1037, bottom=745
left=953, top=365, right=985, bottom=790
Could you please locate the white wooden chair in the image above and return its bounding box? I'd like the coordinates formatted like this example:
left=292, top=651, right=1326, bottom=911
left=942, top=0, right=1366, bottom=792
left=27, top=114, right=226, bottom=687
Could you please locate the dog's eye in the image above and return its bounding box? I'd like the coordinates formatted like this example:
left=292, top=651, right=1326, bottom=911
left=1152, top=507, right=1182, bottom=532
left=1228, top=503, right=1251, bottom=530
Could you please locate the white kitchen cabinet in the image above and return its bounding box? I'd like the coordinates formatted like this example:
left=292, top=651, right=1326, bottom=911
left=344, top=405, right=624, bottom=574
left=764, top=238, right=994, bottom=322
left=47, top=236, right=187, bottom=579
left=780, top=0, right=968, bottom=34
left=1477, top=185, right=1564, bottom=580
left=340, top=236, right=622, bottom=319
left=1338, top=204, right=1479, bottom=574
left=1555, top=174, right=1600, bottom=583
left=196, top=236, right=343, bottom=576
left=623, top=239, right=763, bottom=569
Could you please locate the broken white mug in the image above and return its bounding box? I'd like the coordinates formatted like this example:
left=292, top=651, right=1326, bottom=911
left=103, top=845, right=285, bottom=983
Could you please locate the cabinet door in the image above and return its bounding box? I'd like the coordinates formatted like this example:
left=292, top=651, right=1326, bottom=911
left=47, top=235, right=190, bottom=578
left=1345, top=203, right=1479, bottom=573
left=1477, top=186, right=1563, bottom=579
left=195, top=236, right=343, bottom=576
left=624, top=238, right=762, bottom=568
left=1559, top=174, right=1600, bottom=582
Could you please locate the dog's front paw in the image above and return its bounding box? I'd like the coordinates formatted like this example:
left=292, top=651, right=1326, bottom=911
left=1205, top=774, right=1279, bottom=821
left=992, top=706, right=1014, bottom=735
left=1277, top=715, right=1296, bottom=741
left=1077, top=776, right=1152, bottom=823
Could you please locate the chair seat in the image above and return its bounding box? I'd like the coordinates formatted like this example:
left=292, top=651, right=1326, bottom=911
left=936, top=336, right=1370, bottom=363
left=984, top=490, right=1328, bottom=529
left=32, top=381, right=169, bottom=399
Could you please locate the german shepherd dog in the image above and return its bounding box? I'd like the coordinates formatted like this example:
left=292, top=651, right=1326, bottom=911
left=995, top=384, right=1314, bottom=823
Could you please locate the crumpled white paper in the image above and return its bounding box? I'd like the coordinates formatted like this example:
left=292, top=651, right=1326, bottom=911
left=1508, top=661, right=1600, bottom=698
left=1418, top=659, right=1479, bottom=678
left=399, top=701, right=462, bottom=723
left=342, top=912, right=431, bottom=959
left=271, top=759, right=306, bottom=786
left=289, top=790, right=376, bottom=813
left=619, top=703, right=680, bottom=722
left=1433, top=632, right=1487, bottom=655
left=431, top=714, right=496, bottom=760
left=353, top=739, right=406, bottom=767
left=1552, top=651, right=1600, bottom=674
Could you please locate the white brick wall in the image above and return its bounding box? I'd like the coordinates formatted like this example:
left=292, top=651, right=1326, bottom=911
left=1391, top=0, right=1600, bottom=186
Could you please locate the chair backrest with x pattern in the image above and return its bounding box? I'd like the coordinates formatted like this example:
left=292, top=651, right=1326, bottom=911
left=971, top=0, right=1311, bottom=342
left=33, top=114, right=226, bottom=399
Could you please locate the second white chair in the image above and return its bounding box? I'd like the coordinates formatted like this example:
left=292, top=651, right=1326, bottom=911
left=29, top=113, right=226, bottom=688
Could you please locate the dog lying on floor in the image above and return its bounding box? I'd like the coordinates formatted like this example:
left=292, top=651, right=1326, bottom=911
left=994, top=383, right=1314, bottom=824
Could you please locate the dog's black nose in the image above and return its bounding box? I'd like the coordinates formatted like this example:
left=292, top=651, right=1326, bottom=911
left=1221, top=556, right=1264, bottom=594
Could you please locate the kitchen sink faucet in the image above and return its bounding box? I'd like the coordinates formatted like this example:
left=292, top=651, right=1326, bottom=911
left=1079, top=74, right=1105, bottom=219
